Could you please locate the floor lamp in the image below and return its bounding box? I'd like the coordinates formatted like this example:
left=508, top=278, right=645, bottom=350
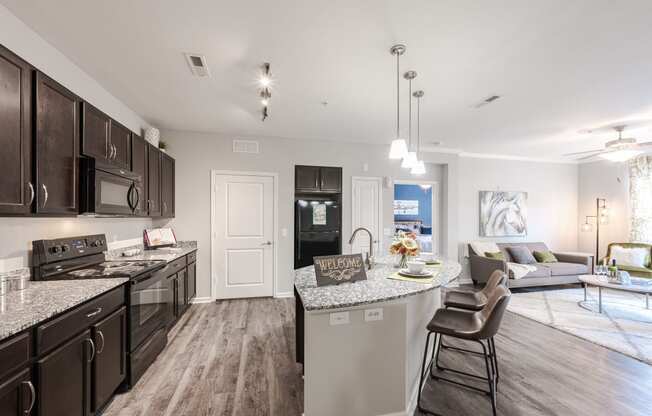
left=581, top=198, right=609, bottom=264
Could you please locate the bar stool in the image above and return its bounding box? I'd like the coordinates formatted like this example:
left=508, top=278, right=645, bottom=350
left=443, top=270, right=507, bottom=311
left=417, top=285, right=511, bottom=416
left=440, top=270, right=508, bottom=382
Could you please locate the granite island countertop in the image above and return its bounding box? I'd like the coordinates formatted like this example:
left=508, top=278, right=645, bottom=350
left=105, top=240, right=197, bottom=262
left=0, top=278, right=129, bottom=342
left=294, top=257, right=461, bottom=311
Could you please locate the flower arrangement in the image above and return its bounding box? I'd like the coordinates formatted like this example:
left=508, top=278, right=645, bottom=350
left=389, top=231, right=420, bottom=268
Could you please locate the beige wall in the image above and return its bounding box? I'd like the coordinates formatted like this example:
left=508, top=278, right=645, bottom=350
left=457, top=157, right=579, bottom=277
left=0, top=5, right=153, bottom=272
left=158, top=130, right=459, bottom=298
left=160, top=130, right=583, bottom=297
left=0, top=4, right=149, bottom=133
left=578, top=160, right=629, bottom=259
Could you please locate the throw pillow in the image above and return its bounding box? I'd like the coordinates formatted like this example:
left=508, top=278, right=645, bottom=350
left=506, top=246, right=537, bottom=264
left=485, top=251, right=505, bottom=261
left=610, top=246, right=648, bottom=268
left=533, top=250, right=558, bottom=263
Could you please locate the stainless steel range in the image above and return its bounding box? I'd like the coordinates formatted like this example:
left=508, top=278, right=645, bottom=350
left=32, top=234, right=171, bottom=387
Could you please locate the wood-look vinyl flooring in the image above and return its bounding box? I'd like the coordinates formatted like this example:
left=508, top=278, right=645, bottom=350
left=104, top=298, right=652, bottom=416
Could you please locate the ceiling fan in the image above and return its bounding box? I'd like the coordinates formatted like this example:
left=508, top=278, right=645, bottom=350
left=564, top=125, right=652, bottom=162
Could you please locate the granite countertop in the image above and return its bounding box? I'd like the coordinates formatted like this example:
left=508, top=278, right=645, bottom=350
left=0, top=278, right=128, bottom=342
left=105, top=241, right=197, bottom=262
left=294, top=257, right=461, bottom=311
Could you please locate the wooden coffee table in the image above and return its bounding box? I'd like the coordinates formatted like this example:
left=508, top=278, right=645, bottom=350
left=579, top=274, right=652, bottom=313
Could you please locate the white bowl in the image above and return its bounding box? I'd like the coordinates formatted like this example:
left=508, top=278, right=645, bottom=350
left=407, top=260, right=426, bottom=274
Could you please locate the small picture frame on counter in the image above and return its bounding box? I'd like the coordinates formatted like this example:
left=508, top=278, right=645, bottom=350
left=313, top=254, right=367, bottom=287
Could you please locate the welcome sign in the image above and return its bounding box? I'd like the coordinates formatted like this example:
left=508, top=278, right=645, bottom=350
left=313, top=254, right=367, bottom=287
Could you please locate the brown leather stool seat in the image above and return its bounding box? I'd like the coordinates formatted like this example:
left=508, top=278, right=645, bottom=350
left=443, top=270, right=507, bottom=311
left=417, top=285, right=511, bottom=416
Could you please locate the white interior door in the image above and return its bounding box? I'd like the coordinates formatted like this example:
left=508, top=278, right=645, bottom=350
left=351, top=177, right=382, bottom=257
left=212, top=173, right=275, bottom=299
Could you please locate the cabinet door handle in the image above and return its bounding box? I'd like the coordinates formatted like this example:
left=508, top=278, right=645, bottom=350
left=41, top=184, right=48, bottom=208
left=27, top=182, right=35, bottom=205
left=86, top=338, right=96, bottom=363
left=113, top=144, right=118, bottom=160
left=96, top=330, right=105, bottom=354
left=22, top=381, right=36, bottom=415
left=163, top=201, right=167, bottom=213
left=86, top=307, right=103, bottom=318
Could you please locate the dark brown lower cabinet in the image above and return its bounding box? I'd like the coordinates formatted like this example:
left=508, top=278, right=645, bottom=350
left=37, top=330, right=91, bottom=416
left=175, top=270, right=187, bottom=317
left=187, top=262, right=196, bottom=302
left=0, top=369, right=34, bottom=416
left=91, top=307, right=126, bottom=413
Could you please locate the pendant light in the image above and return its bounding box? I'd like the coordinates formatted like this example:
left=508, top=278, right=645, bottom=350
left=411, top=90, right=426, bottom=175
left=388, top=45, right=408, bottom=159
left=401, top=70, right=418, bottom=169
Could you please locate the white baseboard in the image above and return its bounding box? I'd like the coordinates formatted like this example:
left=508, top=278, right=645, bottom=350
left=274, top=291, right=294, bottom=298
left=190, top=296, right=213, bottom=304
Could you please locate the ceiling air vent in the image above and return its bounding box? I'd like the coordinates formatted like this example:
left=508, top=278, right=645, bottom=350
left=233, top=140, right=260, bottom=154
left=473, top=94, right=501, bottom=108
left=184, top=53, right=210, bottom=77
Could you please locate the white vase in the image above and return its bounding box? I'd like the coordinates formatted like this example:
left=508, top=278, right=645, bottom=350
left=144, top=127, right=160, bottom=147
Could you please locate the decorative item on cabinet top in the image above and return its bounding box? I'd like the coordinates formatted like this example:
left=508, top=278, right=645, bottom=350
left=144, top=127, right=160, bottom=147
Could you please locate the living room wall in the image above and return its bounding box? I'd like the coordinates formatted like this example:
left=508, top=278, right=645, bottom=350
left=457, top=156, right=579, bottom=279
left=578, top=161, right=629, bottom=260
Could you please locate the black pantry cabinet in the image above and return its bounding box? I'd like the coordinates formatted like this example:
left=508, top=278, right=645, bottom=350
left=295, top=165, right=342, bottom=193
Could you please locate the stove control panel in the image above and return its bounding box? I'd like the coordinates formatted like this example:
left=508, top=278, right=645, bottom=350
left=33, top=234, right=108, bottom=265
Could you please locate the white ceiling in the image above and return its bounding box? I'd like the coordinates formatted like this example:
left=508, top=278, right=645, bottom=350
left=4, top=0, right=652, bottom=159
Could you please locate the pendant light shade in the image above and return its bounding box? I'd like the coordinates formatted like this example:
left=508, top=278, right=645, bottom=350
left=401, top=151, right=418, bottom=169
left=389, top=139, right=408, bottom=159
left=389, top=45, right=407, bottom=159
left=410, top=160, right=426, bottom=175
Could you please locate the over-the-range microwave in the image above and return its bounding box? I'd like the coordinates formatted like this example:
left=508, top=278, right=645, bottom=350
left=79, top=158, right=144, bottom=216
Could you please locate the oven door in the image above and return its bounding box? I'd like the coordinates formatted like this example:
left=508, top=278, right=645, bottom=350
left=94, top=169, right=140, bottom=216
left=130, top=271, right=169, bottom=351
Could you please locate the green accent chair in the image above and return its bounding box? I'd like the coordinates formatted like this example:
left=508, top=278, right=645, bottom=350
left=603, top=243, right=652, bottom=279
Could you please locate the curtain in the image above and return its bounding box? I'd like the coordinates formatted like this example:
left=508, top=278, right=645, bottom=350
left=629, top=156, right=652, bottom=242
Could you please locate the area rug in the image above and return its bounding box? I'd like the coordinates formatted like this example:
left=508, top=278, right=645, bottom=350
left=507, top=287, right=652, bottom=365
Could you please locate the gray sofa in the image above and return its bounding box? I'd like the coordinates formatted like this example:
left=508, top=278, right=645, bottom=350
left=468, top=242, right=593, bottom=288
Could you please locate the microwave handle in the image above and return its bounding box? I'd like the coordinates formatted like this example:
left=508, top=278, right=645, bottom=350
left=127, top=183, right=136, bottom=212
left=133, top=186, right=140, bottom=213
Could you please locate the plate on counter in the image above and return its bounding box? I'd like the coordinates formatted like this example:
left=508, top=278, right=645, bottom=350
left=398, top=269, right=434, bottom=278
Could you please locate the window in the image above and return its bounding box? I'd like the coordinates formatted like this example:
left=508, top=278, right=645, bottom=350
left=629, top=156, right=652, bottom=242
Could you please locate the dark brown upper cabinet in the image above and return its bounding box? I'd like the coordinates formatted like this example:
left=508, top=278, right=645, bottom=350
left=81, top=102, right=110, bottom=163
left=319, top=167, right=342, bottom=193
left=147, top=143, right=161, bottom=217
left=109, top=121, right=131, bottom=171
left=0, top=46, right=33, bottom=215
left=131, top=134, right=148, bottom=216
left=35, top=72, right=80, bottom=215
left=81, top=103, right=131, bottom=171
left=295, top=165, right=342, bottom=193
left=160, top=152, right=175, bottom=218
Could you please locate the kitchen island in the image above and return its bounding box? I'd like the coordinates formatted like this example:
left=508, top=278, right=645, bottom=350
left=295, top=258, right=461, bottom=416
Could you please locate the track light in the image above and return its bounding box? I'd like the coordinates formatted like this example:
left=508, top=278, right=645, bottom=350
left=259, top=63, right=272, bottom=121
